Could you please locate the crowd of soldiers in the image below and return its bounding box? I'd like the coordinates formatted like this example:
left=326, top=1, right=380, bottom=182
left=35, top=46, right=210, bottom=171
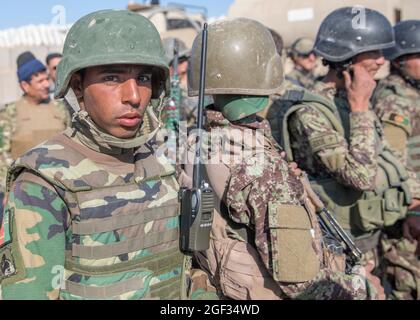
left=0, top=6, right=418, bottom=300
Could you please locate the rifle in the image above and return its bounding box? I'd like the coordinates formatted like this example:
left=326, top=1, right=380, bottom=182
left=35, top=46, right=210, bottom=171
left=301, top=174, right=363, bottom=269
left=180, top=23, right=214, bottom=252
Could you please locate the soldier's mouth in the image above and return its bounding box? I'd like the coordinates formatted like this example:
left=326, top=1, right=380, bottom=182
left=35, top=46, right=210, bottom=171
left=118, top=112, right=142, bottom=127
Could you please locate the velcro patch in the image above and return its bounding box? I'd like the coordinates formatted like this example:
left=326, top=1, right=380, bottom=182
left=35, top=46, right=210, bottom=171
left=309, top=134, right=341, bottom=152
left=0, top=246, right=18, bottom=281
left=0, top=208, right=25, bottom=285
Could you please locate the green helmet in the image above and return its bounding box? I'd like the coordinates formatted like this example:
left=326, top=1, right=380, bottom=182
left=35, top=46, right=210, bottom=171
left=188, top=18, right=283, bottom=97
left=55, top=10, right=170, bottom=99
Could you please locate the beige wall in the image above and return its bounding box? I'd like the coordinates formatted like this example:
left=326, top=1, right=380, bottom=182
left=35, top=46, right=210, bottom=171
left=227, top=0, right=407, bottom=46
left=401, top=0, right=420, bottom=19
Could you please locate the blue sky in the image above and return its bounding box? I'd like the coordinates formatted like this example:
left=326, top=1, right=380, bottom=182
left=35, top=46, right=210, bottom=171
left=0, top=0, right=234, bottom=29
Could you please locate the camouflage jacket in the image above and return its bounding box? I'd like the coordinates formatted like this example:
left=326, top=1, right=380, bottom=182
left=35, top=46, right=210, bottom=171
left=287, top=81, right=420, bottom=200
left=287, top=82, right=379, bottom=191
left=286, top=66, right=317, bottom=91
left=0, top=123, right=215, bottom=300
left=0, top=97, right=71, bottom=194
left=202, top=109, right=377, bottom=300
left=372, top=73, right=420, bottom=177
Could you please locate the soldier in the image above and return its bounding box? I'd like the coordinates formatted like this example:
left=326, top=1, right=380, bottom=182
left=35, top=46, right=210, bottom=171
left=0, top=52, right=70, bottom=209
left=162, top=37, right=200, bottom=128
left=287, top=37, right=317, bottom=90
left=0, top=10, right=215, bottom=300
left=372, top=20, right=420, bottom=299
left=46, top=52, right=63, bottom=97
left=373, top=20, right=420, bottom=179
left=269, top=7, right=420, bottom=299
left=185, top=18, right=381, bottom=300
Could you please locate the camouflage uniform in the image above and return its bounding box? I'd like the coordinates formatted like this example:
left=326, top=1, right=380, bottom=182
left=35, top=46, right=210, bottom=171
left=184, top=18, right=380, bottom=300
left=280, top=81, right=420, bottom=299
left=372, top=73, right=420, bottom=300
left=285, top=66, right=317, bottom=91
left=0, top=10, right=215, bottom=300
left=287, top=37, right=317, bottom=91
left=373, top=73, right=420, bottom=178
left=0, top=97, right=70, bottom=195
left=189, top=108, right=378, bottom=300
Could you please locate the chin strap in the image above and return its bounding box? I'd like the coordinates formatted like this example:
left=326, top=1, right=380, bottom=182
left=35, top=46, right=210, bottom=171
left=64, top=89, right=165, bottom=152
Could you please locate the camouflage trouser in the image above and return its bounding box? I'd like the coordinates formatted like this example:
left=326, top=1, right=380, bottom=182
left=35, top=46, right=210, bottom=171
left=360, top=230, right=419, bottom=300
left=380, top=230, right=419, bottom=300
left=188, top=269, right=219, bottom=300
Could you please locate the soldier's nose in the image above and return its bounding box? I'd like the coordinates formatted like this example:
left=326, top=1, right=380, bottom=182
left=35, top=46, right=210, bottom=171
left=121, top=79, right=141, bottom=107
left=376, top=56, right=385, bottom=65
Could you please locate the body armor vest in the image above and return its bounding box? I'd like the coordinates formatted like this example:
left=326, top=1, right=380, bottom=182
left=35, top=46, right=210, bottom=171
left=276, top=90, right=412, bottom=249
left=7, top=132, right=185, bottom=300
left=10, top=98, right=68, bottom=159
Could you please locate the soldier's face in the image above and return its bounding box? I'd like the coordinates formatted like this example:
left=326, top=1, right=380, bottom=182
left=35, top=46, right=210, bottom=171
left=47, top=57, right=62, bottom=82
left=352, top=51, right=385, bottom=77
left=20, top=71, right=50, bottom=103
left=73, top=64, right=153, bottom=139
left=294, top=53, right=317, bottom=71
left=400, top=53, right=420, bottom=80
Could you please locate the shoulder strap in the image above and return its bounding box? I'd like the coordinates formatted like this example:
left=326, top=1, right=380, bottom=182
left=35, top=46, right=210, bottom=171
left=280, top=89, right=345, bottom=161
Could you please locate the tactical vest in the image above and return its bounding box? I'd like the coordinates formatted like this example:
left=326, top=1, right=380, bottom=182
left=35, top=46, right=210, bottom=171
left=373, top=77, right=420, bottom=179
left=7, top=133, right=185, bottom=300
left=10, top=98, right=68, bottom=159
left=276, top=90, right=412, bottom=248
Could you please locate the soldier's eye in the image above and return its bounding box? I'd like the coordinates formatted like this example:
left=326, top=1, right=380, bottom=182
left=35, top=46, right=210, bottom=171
left=104, top=75, right=120, bottom=83
left=138, top=74, right=152, bottom=84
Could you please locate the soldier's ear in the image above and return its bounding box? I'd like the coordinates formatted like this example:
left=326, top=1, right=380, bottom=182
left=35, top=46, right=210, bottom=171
left=391, top=60, right=401, bottom=69
left=69, top=73, right=84, bottom=100
left=19, top=81, right=31, bottom=95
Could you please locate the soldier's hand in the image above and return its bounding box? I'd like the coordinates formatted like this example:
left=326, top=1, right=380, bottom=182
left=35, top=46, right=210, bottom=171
left=364, top=262, right=386, bottom=300
left=288, top=162, right=302, bottom=177
left=402, top=215, right=420, bottom=256
left=343, top=65, right=376, bottom=113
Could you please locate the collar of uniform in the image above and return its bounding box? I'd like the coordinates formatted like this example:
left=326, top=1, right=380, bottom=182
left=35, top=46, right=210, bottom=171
left=389, top=72, right=420, bottom=93
left=20, top=95, right=54, bottom=107
left=66, top=125, right=133, bottom=156
left=205, top=106, right=277, bottom=152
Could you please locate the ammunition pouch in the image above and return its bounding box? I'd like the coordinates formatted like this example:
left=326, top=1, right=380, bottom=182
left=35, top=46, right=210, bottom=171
left=309, top=146, right=411, bottom=244
left=267, top=202, right=320, bottom=282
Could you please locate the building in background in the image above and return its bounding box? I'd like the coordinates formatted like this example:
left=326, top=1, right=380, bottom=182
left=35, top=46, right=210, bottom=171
left=227, top=0, right=420, bottom=47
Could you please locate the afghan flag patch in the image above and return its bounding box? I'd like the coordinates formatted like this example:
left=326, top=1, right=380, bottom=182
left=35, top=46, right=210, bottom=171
left=0, top=208, right=11, bottom=247
left=389, top=113, right=410, bottom=127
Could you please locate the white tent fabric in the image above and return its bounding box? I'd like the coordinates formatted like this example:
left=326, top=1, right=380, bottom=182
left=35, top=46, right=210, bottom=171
left=0, top=24, right=70, bottom=49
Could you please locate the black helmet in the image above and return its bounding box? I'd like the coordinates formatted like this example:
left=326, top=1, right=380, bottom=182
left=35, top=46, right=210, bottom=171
left=314, top=7, right=395, bottom=62
left=384, top=20, right=420, bottom=61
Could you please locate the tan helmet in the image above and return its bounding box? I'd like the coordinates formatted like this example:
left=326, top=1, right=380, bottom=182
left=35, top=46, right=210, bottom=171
left=188, top=18, right=284, bottom=96
left=290, top=37, right=315, bottom=56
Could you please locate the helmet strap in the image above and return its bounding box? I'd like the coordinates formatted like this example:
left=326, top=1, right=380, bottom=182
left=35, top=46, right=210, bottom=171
left=64, top=88, right=165, bottom=153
